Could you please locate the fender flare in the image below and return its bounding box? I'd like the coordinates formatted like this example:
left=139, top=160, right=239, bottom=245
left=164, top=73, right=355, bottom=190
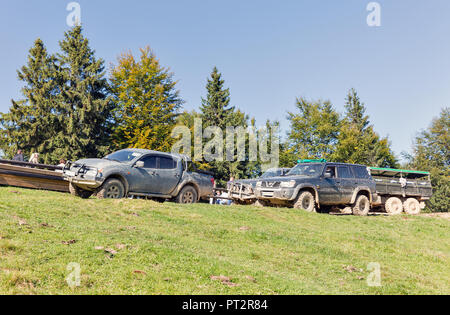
left=173, top=181, right=201, bottom=200
left=292, top=185, right=321, bottom=206
left=104, top=173, right=130, bottom=194
left=350, top=187, right=373, bottom=204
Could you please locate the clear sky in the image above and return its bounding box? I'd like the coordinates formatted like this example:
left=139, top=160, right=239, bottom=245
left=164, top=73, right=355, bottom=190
left=0, top=0, right=449, bottom=159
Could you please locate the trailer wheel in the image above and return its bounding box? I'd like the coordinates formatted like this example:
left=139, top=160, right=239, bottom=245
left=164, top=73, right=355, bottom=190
left=293, top=191, right=316, bottom=213
left=403, top=198, right=421, bottom=215
left=69, top=183, right=93, bottom=199
left=385, top=197, right=404, bottom=215
left=352, top=195, right=370, bottom=216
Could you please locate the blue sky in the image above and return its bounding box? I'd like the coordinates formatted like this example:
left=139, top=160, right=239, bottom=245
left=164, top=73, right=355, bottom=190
left=0, top=0, right=449, bottom=159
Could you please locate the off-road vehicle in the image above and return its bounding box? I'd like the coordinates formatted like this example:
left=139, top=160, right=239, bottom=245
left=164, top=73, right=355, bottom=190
left=228, top=168, right=291, bottom=205
left=254, top=160, right=377, bottom=216
left=63, top=149, right=214, bottom=203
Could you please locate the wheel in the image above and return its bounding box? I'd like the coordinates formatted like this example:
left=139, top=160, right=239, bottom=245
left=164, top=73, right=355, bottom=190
left=403, top=198, right=421, bottom=215
left=385, top=197, right=404, bottom=215
left=97, top=179, right=125, bottom=199
left=177, top=186, right=198, bottom=204
left=69, top=183, right=93, bottom=199
left=352, top=195, right=370, bottom=216
left=293, top=191, right=316, bottom=212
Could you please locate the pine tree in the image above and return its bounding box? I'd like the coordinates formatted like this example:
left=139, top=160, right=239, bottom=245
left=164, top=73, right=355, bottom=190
left=332, top=89, right=398, bottom=167
left=110, top=47, right=183, bottom=151
left=55, top=26, right=113, bottom=161
left=0, top=39, right=59, bottom=163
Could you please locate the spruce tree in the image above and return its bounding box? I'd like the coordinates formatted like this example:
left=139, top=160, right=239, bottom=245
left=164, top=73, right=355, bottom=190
left=332, top=89, right=398, bottom=167
left=0, top=39, right=59, bottom=163
left=55, top=26, right=113, bottom=161
left=200, top=67, right=238, bottom=129
left=199, top=67, right=251, bottom=186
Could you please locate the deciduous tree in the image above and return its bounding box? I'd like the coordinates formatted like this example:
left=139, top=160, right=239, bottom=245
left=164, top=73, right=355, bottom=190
left=110, top=47, right=183, bottom=152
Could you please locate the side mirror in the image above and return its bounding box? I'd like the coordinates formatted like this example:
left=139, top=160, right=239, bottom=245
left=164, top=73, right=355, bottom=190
left=135, top=161, right=145, bottom=168
left=324, top=172, right=332, bottom=179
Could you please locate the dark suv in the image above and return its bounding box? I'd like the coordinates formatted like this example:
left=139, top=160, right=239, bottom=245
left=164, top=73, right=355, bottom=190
left=254, top=161, right=377, bottom=216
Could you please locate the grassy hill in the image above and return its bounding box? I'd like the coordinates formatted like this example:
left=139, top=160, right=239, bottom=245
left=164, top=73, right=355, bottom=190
left=0, top=187, right=448, bottom=295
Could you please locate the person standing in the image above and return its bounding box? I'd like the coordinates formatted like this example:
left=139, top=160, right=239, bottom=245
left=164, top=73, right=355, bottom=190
left=12, top=150, right=24, bottom=162
left=29, top=153, right=40, bottom=164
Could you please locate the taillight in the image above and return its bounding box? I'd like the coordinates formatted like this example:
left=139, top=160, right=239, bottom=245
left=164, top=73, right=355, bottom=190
left=210, top=177, right=215, bottom=187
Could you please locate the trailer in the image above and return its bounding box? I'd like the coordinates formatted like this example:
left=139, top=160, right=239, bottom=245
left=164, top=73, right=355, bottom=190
left=0, top=159, right=69, bottom=193
left=370, top=167, right=432, bottom=215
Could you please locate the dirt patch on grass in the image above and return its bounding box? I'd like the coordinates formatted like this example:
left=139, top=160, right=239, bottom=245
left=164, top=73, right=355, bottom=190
left=420, top=212, right=450, bottom=220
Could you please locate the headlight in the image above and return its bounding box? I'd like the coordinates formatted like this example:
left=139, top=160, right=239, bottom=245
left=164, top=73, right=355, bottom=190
left=280, top=180, right=296, bottom=188
left=256, top=181, right=262, bottom=187
left=85, top=169, right=98, bottom=177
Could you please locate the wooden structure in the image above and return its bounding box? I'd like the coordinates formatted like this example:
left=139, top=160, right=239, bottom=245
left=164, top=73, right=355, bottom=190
left=0, top=159, right=69, bottom=193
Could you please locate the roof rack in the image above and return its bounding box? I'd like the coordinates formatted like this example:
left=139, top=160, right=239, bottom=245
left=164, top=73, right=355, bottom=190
left=297, top=159, right=327, bottom=164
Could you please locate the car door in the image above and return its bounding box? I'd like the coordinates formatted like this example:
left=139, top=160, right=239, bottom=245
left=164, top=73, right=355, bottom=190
left=129, top=155, right=161, bottom=193
left=337, top=165, right=355, bottom=203
left=318, top=165, right=342, bottom=205
left=152, top=156, right=182, bottom=195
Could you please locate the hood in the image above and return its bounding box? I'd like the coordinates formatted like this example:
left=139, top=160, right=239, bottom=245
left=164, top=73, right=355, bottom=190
left=261, top=175, right=312, bottom=182
left=73, top=158, right=122, bottom=169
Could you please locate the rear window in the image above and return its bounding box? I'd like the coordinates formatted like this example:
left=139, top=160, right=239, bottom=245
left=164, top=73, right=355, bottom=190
left=159, top=157, right=177, bottom=169
left=353, top=166, right=370, bottom=179
left=338, top=166, right=353, bottom=179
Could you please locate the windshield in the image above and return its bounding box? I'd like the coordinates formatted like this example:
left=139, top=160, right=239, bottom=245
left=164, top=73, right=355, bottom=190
left=104, top=150, right=143, bottom=163
left=287, top=164, right=324, bottom=177
left=261, top=169, right=283, bottom=178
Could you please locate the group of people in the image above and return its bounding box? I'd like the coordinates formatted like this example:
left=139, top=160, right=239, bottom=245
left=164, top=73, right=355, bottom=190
left=209, top=177, right=235, bottom=206
left=12, top=149, right=66, bottom=167
left=13, top=149, right=39, bottom=164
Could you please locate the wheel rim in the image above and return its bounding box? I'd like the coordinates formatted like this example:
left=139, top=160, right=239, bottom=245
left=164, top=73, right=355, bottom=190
left=106, top=185, right=121, bottom=199
left=387, top=199, right=403, bottom=214
left=406, top=200, right=420, bottom=214
left=302, top=197, right=312, bottom=210
left=182, top=191, right=194, bottom=204
left=359, top=198, right=369, bottom=211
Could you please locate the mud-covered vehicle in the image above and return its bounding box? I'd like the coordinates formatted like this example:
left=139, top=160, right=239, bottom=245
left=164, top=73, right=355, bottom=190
left=228, top=168, right=291, bottom=204
left=370, top=167, right=432, bottom=215
left=254, top=161, right=377, bottom=216
left=63, top=149, right=214, bottom=203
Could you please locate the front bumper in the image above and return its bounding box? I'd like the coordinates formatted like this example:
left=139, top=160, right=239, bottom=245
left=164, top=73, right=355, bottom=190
left=64, top=176, right=104, bottom=188
left=229, top=183, right=257, bottom=201
left=255, top=188, right=296, bottom=201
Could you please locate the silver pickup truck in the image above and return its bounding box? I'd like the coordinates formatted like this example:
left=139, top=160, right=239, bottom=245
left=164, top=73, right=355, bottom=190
left=63, top=149, right=214, bottom=203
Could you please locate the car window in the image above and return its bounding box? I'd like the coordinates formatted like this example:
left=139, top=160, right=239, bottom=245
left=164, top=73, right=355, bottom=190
left=105, top=150, right=142, bottom=163
left=353, top=166, right=370, bottom=179
left=141, top=156, right=157, bottom=169
left=159, top=157, right=177, bottom=169
left=287, top=164, right=324, bottom=177
left=338, top=166, right=353, bottom=179
left=325, top=166, right=337, bottom=178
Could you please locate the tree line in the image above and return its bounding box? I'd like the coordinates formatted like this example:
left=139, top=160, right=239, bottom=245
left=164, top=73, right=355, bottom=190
left=0, top=27, right=447, bottom=211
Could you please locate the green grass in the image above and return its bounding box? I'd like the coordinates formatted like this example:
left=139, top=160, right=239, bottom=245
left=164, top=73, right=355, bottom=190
left=0, top=187, right=449, bottom=295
